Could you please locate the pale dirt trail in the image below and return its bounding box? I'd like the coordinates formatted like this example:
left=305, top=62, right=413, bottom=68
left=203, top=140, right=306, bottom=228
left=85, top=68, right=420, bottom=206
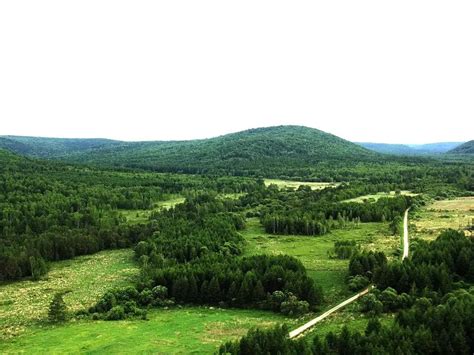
left=289, top=208, right=411, bottom=338
left=289, top=287, right=372, bottom=339
left=402, top=208, right=410, bottom=260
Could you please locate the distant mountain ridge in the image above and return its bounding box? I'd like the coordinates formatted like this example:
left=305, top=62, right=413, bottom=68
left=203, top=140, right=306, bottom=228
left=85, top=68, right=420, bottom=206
left=0, top=126, right=379, bottom=174
left=448, top=140, right=474, bottom=154
left=62, top=125, right=379, bottom=173
left=358, top=141, right=464, bottom=155
left=0, top=135, right=120, bottom=158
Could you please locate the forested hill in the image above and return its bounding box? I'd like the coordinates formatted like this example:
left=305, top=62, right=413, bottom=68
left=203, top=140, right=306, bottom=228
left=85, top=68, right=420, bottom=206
left=62, top=126, right=379, bottom=175
left=0, top=135, right=120, bottom=158
left=448, top=140, right=474, bottom=154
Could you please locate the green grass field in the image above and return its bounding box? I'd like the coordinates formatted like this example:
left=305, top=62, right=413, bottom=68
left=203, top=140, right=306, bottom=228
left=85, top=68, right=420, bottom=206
left=0, top=249, right=138, bottom=340
left=121, top=195, right=186, bottom=223
left=264, top=179, right=339, bottom=190
left=0, top=307, right=293, bottom=354
left=241, top=218, right=396, bottom=306
left=342, top=190, right=417, bottom=203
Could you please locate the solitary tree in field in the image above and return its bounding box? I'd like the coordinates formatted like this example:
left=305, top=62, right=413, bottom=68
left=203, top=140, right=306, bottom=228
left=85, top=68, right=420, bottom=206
left=48, top=291, right=69, bottom=322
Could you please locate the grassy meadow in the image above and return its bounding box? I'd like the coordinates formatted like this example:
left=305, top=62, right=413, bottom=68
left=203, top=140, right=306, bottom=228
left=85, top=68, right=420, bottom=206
left=241, top=218, right=397, bottom=306
left=121, top=195, right=186, bottom=224
left=0, top=307, right=293, bottom=354
left=413, top=196, right=474, bottom=241
left=0, top=249, right=138, bottom=340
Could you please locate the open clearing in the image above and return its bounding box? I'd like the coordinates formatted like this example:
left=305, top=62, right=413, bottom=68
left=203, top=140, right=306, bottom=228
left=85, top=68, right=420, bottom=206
left=241, top=218, right=397, bottom=306
left=0, top=249, right=138, bottom=340
left=342, top=190, right=417, bottom=203
left=0, top=307, right=292, bottom=354
left=413, top=196, right=474, bottom=241
left=121, top=195, right=186, bottom=223
left=264, top=179, right=339, bottom=190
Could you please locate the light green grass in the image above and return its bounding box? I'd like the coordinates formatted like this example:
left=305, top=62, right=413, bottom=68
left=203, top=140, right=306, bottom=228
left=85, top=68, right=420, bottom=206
left=0, top=249, right=138, bottom=340
left=342, top=190, right=417, bottom=203
left=0, top=307, right=293, bottom=354
left=264, top=179, right=339, bottom=190
left=121, top=195, right=185, bottom=223
left=241, top=218, right=396, bottom=306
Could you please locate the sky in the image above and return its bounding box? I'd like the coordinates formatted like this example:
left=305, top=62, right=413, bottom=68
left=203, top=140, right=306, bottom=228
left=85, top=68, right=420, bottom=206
left=0, top=1, right=473, bottom=144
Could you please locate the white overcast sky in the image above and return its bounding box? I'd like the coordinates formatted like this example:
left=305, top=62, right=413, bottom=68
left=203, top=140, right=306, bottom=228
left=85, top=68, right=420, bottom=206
left=0, top=1, right=473, bottom=143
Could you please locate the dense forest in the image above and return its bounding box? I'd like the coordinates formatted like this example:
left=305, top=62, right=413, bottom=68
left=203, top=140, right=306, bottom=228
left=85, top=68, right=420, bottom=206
left=0, top=149, right=259, bottom=280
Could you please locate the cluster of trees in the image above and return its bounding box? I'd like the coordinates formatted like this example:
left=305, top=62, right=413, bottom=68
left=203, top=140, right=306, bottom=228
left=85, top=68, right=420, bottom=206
left=348, top=251, right=388, bottom=279
left=220, top=287, right=474, bottom=354
left=374, top=229, right=474, bottom=295
left=330, top=241, right=359, bottom=260
left=248, top=182, right=414, bottom=236
left=87, top=194, right=322, bottom=318
left=90, top=254, right=321, bottom=319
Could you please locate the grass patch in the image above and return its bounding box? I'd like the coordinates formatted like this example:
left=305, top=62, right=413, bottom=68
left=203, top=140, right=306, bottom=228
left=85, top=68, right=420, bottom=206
left=342, top=191, right=417, bottom=203
left=0, top=307, right=294, bottom=354
left=413, top=196, right=474, bottom=241
left=0, top=249, right=138, bottom=340
left=264, top=179, right=339, bottom=190
left=241, top=218, right=397, bottom=306
left=121, top=194, right=185, bottom=224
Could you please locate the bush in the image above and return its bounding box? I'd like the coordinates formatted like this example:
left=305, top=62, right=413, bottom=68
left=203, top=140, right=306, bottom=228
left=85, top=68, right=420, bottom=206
left=280, top=294, right=309, bottom=316
left=106, top=306, right=126, bottom=320
left=360, top=294, right=382, bottom=315
left=348, top=275, right=370, bottom=291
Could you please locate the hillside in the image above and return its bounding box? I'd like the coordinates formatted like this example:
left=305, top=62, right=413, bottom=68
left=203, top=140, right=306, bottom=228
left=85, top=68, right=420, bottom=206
left=359, top=142, right=464, bottom=155
left=63, top=126, right=378, bottom=174
left=448, top=140, right=474, bottom=154
left=358, top=143, right=416, bottom=155
left=0, top=136, right=120, bottom=158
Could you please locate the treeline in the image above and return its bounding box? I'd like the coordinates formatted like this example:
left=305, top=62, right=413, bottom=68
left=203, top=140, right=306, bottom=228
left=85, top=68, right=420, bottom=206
left=220, top=288, right=474, bottom=354
left=254, top=182, right=413, bottom=236
left=374, top=229, right=474, bottom=295
left=0, top=151, right=262, bottom=281
left=86, top=194, right=322, bottom=319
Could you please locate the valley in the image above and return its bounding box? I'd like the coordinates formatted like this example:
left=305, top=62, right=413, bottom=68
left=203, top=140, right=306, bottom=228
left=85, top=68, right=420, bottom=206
left=0, top=126, right=472, bottom=354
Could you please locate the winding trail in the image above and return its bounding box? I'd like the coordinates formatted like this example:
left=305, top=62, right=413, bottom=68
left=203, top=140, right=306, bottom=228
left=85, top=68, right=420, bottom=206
left=289, top=208, right=411, bottom=339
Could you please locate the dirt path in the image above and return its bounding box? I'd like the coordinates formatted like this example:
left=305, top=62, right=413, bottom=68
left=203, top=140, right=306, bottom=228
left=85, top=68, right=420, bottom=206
left=289, top=208, right=411, bottom=339
left=402, top=208, right=410, bottom=260
left=288, top=287, right=372, bottom=339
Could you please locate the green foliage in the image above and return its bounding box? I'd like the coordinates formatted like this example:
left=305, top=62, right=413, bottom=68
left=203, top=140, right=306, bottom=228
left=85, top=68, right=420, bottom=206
left=374, top=229, right=474, bottom=295
left=331, top=241, right=359, bottom=259
left=29, top=256, right=48, bottom=280
left=347, top=275, right=370, bottom=291
left=48, top=292, right=69, bottom=323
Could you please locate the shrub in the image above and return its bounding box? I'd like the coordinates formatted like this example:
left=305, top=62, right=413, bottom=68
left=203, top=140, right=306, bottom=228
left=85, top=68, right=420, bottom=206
left=106, top=306, right=126, bottom=320
left=280, top=294, right=309, bottom=316
left=348, top=275, right=370, bottom=291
